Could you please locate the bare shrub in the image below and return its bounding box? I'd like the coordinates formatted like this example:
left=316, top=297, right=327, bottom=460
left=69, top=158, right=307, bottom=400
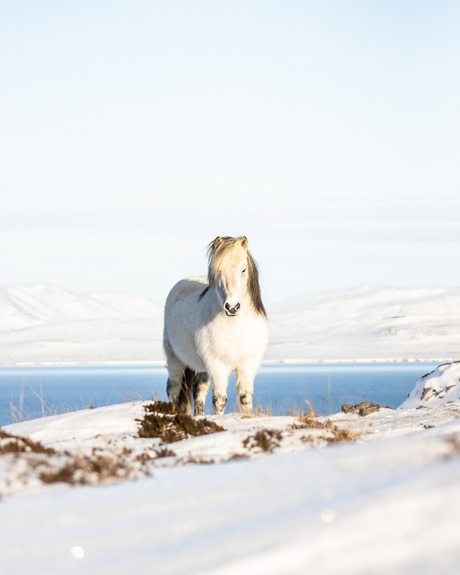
left=292, top=412, right=360, bottom=443
left=0, top=429, right=55, bottom=455
left=137, top=401, right=224, bottom=443
left=242, top=429, right=283, bottom=452
left=39, top=453, right=133, bottom=485
left=154, top=447, right=176, bottom=458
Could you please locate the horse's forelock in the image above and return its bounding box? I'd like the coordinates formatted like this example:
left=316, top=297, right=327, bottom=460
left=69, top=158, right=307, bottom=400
left=207, top=237, right=246, bottom=284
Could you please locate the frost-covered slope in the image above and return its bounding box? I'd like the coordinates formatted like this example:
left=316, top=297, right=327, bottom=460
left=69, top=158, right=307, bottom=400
left=0, top=284, right=164, bottom=365
left=267, top=285, right=460, bottom=361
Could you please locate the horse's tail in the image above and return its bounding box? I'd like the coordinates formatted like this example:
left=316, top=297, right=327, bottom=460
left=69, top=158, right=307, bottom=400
left=178, top=367, right=195, bottom=413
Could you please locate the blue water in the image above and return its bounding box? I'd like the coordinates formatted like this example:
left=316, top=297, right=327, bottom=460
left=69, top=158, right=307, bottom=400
left=0, top=363, right=438, bottom=426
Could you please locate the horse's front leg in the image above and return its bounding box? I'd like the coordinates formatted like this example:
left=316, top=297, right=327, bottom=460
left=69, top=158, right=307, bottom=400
left=193, top=372, right=210, bottom=416
left=208, top=363, right=231, bottom=415
left=235, top=366, right=257, bottom=414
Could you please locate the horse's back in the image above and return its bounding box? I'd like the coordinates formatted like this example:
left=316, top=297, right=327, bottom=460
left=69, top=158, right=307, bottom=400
left=164, top=276, right=208, bottom=313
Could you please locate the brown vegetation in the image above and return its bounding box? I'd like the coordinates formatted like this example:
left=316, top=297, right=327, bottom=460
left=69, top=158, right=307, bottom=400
left=0, top=429, right=55, bottom=455
left=39, top=453, right=133, bottom=485
left=341, top=402, right=393, bottom=417
left=242, top=429, right=283, bottom=452
left=137, top=401, right=224, bottom=443
left=292, top=412, right=360, bottom=442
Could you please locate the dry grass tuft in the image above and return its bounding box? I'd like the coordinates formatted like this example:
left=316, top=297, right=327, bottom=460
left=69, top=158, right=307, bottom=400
left=144, top=401, right=177, bottom=415
left=292, top=412, right=360, bottom=443
left=242, top=429, right=283, bottom=452
left=137, top=401, right=224, bottom=443
left=183, top=456, right=215, bottom=465
left=252, top=402, right=273, bottom=417
left=226, top=452, right=250, bottom=461
left=154, top=447, right=176, bottom=458
left=39, top=453, right=133, bottom=485
left=0, top=429, right=55, bottom=455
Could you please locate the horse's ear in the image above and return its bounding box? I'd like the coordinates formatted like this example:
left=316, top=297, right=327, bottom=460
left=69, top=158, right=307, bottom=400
left=212, top=237, right=223, bottom=249
left=240, top=236, right=248, bottom=249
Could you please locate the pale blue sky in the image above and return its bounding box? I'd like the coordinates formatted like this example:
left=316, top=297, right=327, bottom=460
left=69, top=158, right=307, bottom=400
left=1, top=1, right=459, bottom=304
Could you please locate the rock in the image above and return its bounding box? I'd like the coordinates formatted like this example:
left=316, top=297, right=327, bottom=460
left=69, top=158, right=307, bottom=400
left=342, top=402, right=393, bottom=416
left=342, top=404, right=354, bottom=414
left=342, top=402, right=375, bottom=414
left=421, top=387, right=432, bottom=400
left=359, top=406, right=382, bottom=416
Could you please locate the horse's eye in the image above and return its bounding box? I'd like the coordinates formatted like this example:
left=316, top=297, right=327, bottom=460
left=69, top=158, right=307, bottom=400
left=242, top=269, right=246, bottom=273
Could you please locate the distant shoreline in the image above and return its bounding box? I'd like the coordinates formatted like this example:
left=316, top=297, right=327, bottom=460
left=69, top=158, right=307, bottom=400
left=0, top=358, right=454, bottom=368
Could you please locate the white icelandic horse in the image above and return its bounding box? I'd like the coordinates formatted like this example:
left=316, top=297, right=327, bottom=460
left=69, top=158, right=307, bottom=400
left=163, top=236, right=269, bottom=415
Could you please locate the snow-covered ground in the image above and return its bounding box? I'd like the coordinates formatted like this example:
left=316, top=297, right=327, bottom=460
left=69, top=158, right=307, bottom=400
left=1, top=283, right=460, bottom=365
left=2, top=363, right=460, bottom=574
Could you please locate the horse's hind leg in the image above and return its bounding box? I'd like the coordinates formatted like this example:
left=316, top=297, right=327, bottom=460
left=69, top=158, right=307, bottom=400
left=164, top=336, right=187, bottom=406
left=178, top=367, right=195, bottom=413
left=193, top=372, right=210, bottom=416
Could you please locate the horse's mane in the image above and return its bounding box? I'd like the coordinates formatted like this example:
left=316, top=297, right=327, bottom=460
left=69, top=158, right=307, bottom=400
left=199, top=236, right=267, bottom=318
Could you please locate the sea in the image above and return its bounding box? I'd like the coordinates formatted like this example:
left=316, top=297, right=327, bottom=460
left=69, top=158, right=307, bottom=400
left=0, top=362, right=439, bottom=427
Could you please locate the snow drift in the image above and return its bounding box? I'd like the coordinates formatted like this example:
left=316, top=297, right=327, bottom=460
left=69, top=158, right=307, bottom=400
left=401, top=361, right=460, bottom=408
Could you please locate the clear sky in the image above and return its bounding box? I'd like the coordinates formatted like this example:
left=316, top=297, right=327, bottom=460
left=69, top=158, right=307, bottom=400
left=1, top=1, right=459, bottom=304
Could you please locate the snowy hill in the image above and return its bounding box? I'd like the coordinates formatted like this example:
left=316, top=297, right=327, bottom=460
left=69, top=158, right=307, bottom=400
left=0, top=283, right=459, bottom=365
left=266, top=285, right=460, bottom=362
left=0, top=284, right=164, bottom=365
left=0, top=284, right=163, bottom=331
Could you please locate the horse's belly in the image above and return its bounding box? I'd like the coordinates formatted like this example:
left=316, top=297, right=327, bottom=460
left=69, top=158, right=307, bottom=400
left=172, top=334, right=207, bottom=372
left=166, top=293, right=208, bottom=372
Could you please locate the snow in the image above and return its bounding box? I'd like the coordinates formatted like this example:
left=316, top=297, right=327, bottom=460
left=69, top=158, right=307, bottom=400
left=2, top=365, right=460, bottom=573
left=1, top=283, right=460, bottom=365
left=266, top=284, right=460, bottom=362
left=401, top=361, right=460, bottom=408
left=2, top=284, right=460, bottom=571
left=0, top=284, right=164, bottom=365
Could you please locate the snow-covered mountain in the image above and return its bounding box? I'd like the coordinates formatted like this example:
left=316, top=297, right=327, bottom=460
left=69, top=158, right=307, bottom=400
left=266, top=285, right=460, bottom=362
left=0, top=284, right=163, bottom=331
left=0, top=283, right=459, bottom=365
left=0, top=284, right=164, bottom=365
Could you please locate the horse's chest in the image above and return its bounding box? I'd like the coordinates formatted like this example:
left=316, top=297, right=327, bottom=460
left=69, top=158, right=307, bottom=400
left=196, top=316, right=264, bottom=364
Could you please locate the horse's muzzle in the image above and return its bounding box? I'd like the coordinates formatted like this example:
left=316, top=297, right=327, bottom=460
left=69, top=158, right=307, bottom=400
left=225, top=302, right=240, bottom=316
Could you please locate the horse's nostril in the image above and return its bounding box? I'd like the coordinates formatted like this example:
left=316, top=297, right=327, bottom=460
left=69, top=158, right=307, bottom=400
left=225, top=302, right=240, bottom=315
